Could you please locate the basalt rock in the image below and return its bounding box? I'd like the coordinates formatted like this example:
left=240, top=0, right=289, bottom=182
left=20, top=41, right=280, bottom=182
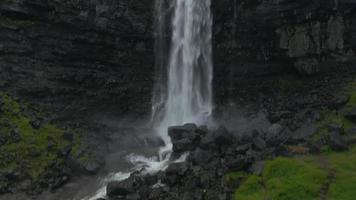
left=345, top=108, right=356, bottom=122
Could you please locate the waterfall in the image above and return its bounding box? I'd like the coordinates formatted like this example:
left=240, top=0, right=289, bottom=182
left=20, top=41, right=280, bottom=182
left=154, top=0, right=214, bottom=144
left=83, top=1, right=213, bottom=199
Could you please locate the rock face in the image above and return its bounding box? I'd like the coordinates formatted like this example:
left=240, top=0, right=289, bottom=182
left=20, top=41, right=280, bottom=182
left=1, top=0, right=355, bottom=120
left=212, top=0, right=356, bottom=102
left=0, top=0, right=155, bottom=120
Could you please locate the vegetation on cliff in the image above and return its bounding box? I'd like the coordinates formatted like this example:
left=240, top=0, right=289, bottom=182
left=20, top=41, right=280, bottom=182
left=0, top=92, right=93, bottom=194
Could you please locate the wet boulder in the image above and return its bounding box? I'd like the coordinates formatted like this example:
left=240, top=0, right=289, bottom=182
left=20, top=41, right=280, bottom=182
left=200, top=126, right=235, bottom=151
left=168, top=124, right=207, bottom=156
left=345, top=108, right=356, bottom=123
left=329, top=131, right=348, bottom=151
left=106, top=175, right=142, bottom=198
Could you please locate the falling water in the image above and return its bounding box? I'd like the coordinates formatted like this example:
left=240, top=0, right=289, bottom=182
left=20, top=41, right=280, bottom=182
left=83, top=1, right=213, bottom=199
left=154, top=0, right=214, bottom=144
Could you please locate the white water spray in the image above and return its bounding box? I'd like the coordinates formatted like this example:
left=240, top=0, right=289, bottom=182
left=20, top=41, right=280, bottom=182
left=154, top=0, right=213, bottom=144
left=83, top=1, right=213, bottom=199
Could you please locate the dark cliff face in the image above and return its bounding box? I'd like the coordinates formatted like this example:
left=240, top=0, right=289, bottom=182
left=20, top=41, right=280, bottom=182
left=0, top=0, right=155, bottom=120
left=213, top=0, right=356, bottom=99
left=0, top=0, right=356, bottom=119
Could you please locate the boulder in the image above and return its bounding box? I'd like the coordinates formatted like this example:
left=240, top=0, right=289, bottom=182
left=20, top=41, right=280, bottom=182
left=347, top=127, right=356, bottom=135
left=345, top=108, right=356, bottom=123
left=332, top=95, right=350, bottom=109
left=200, top=126, right=235, bottom=150
left=168, top=123, right=198, bottom=141
left=253, top=137, right=267, bottom=151
left=266, top=124, right=286, bottom=146
left=249, top=161, right=265, bottom=175
left=189, top=148, right=213, bottom=165
left=166, top=163, right=188, bottom=176
left=169, top=124, right=208, bottom=155
left=329, top=131, right=348, bottom=151
left=107, top=176, right=138, bottom=197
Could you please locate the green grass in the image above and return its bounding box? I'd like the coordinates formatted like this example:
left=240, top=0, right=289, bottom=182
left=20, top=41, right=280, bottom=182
left=232, top=146, right=356, bottom=200
left=233, top=158, right=327, bottom=200
left=327, top=147, right=356, bottom=200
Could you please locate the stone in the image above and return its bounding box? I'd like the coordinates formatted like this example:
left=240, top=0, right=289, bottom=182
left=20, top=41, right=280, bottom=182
left=329, top=131, right=348, bottom=151
left=332, top=95, right=350, bottom=109
left=294, top=57, right=320, bottom=75
left=253, top=137, right=267, bottom=151
left=30, top=120, right=41, bottom=129
left=345, top=108, right=356, bottom=123
left=63, top=132, right=74, bottom=142
left=225, top=155, right=251, bottom=171
left=172, top=138, right=195, bottom=154
left=107, top=177, right=137, bottom=197
left=51, top=176, right=69, bottom=190
left=249, top=161, right=265, bottom=175
left=347, top=127, right=356, bottom=135
left=83, top=160, right=102, bottom=174
left=266, top=123, right=286, bottom=146
left=189, top=148, right=213, bottom=165
left=168, top=124, right=198, bottom=141
left=166, top=163, right=188, bottom=176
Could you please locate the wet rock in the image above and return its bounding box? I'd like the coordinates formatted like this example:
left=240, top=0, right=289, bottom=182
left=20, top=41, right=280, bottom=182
left=253, top=137, right=267, bottom=151
left=63, top=132, right=74, bottom=142
left=30, top=120, right=41, bottom=129
left=189, top=148, right=213, bottom=165
left=294, top=57, right=320, bottom=75
left=166, top=163, right=188, bottom=176
left=345, top=108, right=356, bottom=123
left=332, top=95, right=350, bottom=109
left=59, top=144, right=72, bottom=156
left=172, top=138, right=196, bottom=154
left=200, top=126, right=235, bottom=151
left=225, top=155, right=251, bottom=171
left=169, top=124, right=206, bottom=156
left=347, top=127, right=356, bottom=135
left=168, top=123, right=198, bottom=141
left=329, top=131, right=348, bottom=151
left=265, top=123, right=285, bottom=146
left=249, top=161, right=265, bottom=175
left=18, top=179, right=31, bottom=191
left=83, top=160, right=102, bottom=175
left=107, top=177, right=137, bottom=197
left=51, top=176, right=69, bottom=191
left=10, top=128, right=21, bottom=143
left=235, top=143, right=252, bottom=154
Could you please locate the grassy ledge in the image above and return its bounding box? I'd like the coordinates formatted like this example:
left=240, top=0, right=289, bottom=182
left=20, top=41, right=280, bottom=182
left=231, top=146, right=356, bottom=200
left=0, top=92, right=88, bottom=193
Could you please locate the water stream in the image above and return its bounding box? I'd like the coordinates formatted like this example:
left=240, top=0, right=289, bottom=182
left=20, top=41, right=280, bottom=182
left=83, top=0, right=213, bottom=199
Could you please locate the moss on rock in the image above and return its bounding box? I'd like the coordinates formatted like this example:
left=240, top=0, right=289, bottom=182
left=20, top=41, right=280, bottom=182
left=0, top=92, right=90, bottom=193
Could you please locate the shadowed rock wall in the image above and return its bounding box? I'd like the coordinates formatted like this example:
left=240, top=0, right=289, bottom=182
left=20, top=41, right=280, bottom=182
left=0, top=0, right=155, bottom=120
left=0, top=0, right=355, bottom=119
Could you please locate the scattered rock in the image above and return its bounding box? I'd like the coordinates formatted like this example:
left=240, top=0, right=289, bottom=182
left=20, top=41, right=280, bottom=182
left=329, top=131, right=348, bottom=151
left=332, top=95, right=350, bottom=109
left=345, top=108, right=356, bottom=123
left=253, top=137, right=267, bottom=151
left=30, top=120, right=41, bottom=129
left=347, top=127, right=356, bottom=135
left=107, top=175, right=140, bottom=197
left=63, top=132, right=74, bottom=142
left=249, top=161, right=265, bottom=175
